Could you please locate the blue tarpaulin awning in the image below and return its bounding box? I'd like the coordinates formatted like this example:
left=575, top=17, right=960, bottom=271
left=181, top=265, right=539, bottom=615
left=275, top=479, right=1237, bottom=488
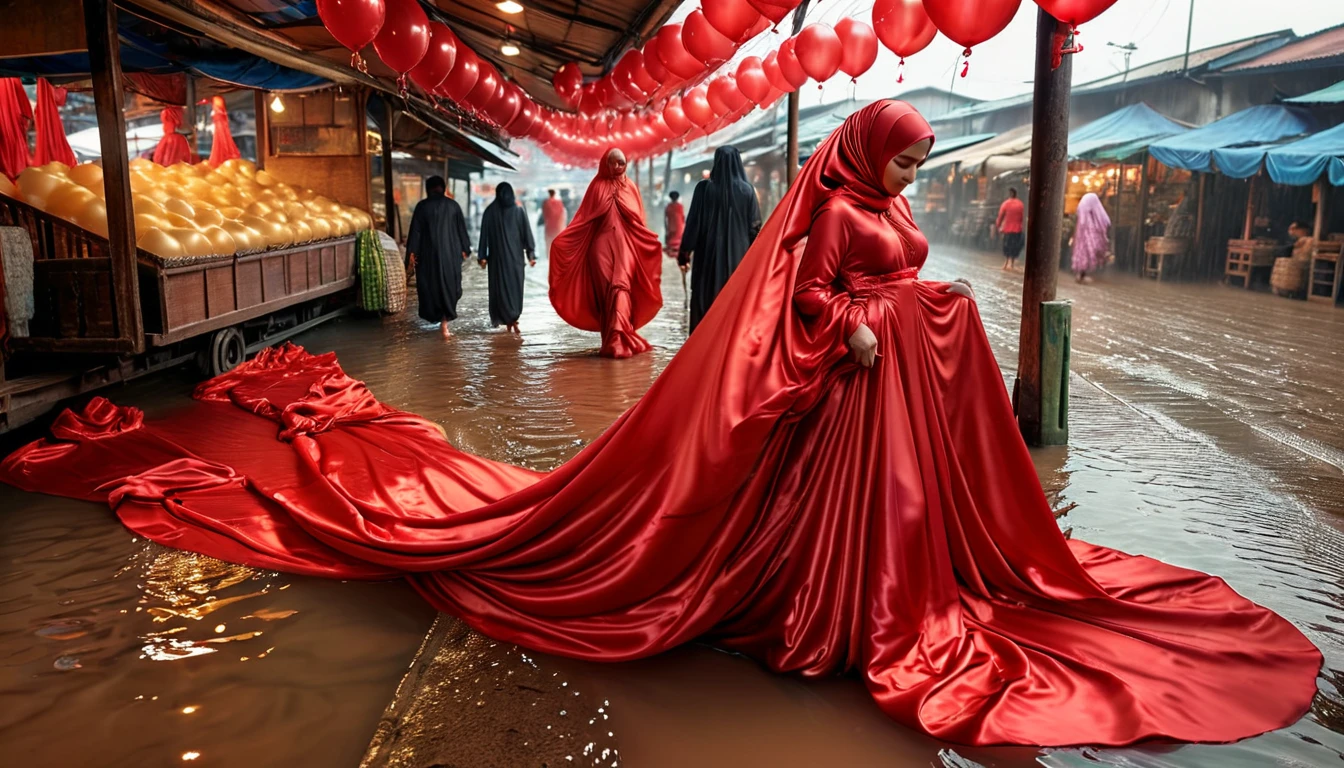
left=1149, top=104, right=1317, bottom=172
left=1285, top=79, right=1344, bottom=104
left=1068, top=103, right=1188, bottom=160
left=1259, top=123, right=1344, bottom=186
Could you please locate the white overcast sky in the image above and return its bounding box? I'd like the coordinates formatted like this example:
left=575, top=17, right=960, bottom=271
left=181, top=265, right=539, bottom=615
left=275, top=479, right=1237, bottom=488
left=663, top=0, right=1342, bottom=107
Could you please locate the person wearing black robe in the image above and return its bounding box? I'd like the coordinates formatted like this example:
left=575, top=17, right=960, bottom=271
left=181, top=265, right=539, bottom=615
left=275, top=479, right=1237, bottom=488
left=677, top=146, right=762, bottom=331
left=406, top=176, right=472, bottom=338
left=477, top=182, right=536, bottom=335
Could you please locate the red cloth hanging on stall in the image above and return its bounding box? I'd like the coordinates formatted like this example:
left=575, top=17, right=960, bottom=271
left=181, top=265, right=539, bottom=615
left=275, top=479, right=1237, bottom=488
left=0, top=78, right=34, bottom=180
left=207, top=96, right=240, bottom=167
left=152, top=106, right=193, bottom=167
left=32, top=79, right=76, bottom=168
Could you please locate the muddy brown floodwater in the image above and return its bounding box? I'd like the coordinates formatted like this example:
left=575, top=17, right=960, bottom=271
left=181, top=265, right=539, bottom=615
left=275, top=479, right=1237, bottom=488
left=2, top=244, right=1342, bottom=768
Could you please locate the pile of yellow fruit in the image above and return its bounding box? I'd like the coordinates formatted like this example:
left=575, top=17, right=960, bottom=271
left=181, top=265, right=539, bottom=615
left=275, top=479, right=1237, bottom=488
left=0, top=158, right=372, bottom=261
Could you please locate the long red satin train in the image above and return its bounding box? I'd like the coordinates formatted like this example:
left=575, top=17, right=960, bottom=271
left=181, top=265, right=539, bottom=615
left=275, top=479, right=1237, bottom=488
left=0, top=102, right=1320, bottom=747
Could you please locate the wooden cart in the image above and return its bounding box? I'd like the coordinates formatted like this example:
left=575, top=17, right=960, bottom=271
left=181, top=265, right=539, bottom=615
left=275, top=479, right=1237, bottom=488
left=1143, top=236, right=1189, bottom=281
left=1, top=195, right=357, bottom=432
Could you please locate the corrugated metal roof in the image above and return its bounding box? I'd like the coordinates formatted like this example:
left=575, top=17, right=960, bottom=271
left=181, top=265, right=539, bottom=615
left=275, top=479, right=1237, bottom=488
left=1223, top=24, right=1344, bottom=72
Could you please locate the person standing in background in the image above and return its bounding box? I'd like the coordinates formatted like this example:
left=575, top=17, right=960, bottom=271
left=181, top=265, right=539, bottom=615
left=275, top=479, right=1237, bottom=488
left=995, top=187, right=1025, bottom=271
left=664, top=191, right=685, bottom=259
left=1070, top=192, right=1112, bottom=284
left=405, top=176, right=472, bottom=338
left=539, top=189, right=567, bottom=257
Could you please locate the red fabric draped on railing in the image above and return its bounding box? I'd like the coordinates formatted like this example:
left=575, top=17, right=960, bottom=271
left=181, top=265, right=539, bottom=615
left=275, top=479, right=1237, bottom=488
left=152, top=106, right=193, bottom=167
left=207, top=96, right=240, bottom=167
left=33, top=79, right=76, bottom=168
left=0, top=78, right=34, bottom=179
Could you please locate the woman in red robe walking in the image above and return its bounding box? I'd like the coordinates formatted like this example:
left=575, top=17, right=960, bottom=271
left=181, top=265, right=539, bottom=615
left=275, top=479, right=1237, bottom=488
left=0, top=102, right=1320, bottom=747
left=548, top=148, right=663, bottom=358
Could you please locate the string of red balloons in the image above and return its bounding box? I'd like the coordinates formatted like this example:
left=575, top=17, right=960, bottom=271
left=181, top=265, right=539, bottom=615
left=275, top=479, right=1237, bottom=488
left=314, top=0, right=1118, bottom=166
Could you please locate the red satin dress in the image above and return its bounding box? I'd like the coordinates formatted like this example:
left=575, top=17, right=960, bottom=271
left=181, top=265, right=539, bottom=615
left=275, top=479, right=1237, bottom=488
left=1, top=102, right=1321, bottom=748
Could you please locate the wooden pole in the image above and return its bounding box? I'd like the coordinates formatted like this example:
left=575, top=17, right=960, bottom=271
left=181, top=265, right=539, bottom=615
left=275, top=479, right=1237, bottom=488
left=1134, top=155, right=1150, bottom=269
left=83, top=0, right=143, bottom=353
left=1312, top=178, right=1327, bottom=239
left=662, top=151, right=673, bottom=200
left=785, top=0, right=811, bottom=186
left=184, top=75, right=199, bottom=157
left=1242, top=174, right=1255, bottom=240
left=381, top=97, right=396, bottom=238
left=1015, top=8, right=1072, bottom=446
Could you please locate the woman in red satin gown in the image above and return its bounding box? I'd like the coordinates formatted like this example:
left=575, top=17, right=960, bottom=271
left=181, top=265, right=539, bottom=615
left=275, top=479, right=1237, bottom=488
left=547, top=148, right=663, bottom=358
left=0, top=101, right=1320, bottom=748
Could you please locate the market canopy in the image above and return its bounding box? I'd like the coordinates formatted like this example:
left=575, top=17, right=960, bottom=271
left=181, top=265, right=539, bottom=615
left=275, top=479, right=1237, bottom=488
left=927, top=132, right=997, bottom=159
left=1068, top=103, right=1188, bottom=160
left=1149, top=104, right=1317, bottom=172
left=1285, top=79, right=1344, bottom=104
left=1212, top=122, right=1344, bottom=186
left=922, top=124, right=1033, bottom=175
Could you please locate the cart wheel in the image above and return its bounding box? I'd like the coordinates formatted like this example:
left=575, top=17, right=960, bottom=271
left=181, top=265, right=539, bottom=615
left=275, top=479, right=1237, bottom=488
left=199, top=326, right=246, bottom=378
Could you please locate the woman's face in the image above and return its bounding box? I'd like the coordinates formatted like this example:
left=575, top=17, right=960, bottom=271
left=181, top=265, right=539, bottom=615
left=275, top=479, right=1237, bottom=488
left=606, top=150, right=628, bottom=177
left=882, top=139, right=932, bottom=196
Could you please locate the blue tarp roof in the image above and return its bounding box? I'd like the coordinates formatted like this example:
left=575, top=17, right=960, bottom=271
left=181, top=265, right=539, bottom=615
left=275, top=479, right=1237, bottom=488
left=1149, top=105, right=1318, bottom=172
left=1285, top=79, right=1344, bottom=104
left=0, top=18, right=327, bottom=92
left=1069, top=103, right=1189, bottom=160
left=1256, top=123, right=1344, bottom=186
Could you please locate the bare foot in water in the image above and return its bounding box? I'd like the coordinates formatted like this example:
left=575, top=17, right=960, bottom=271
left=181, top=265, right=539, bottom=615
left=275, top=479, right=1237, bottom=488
left=440, top=321, right=452, bottom=338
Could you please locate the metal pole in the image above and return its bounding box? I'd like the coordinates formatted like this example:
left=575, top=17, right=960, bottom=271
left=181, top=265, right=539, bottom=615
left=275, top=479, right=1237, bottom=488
left=1182, top=0, right=1195, bottom=74
left=1016, top=9, right=1073, bottom=446
left=785, top=0, right=811, bottom=186
left=184, top=75, right=198, bottom=157
left=381, top=97, right=396, bottom=238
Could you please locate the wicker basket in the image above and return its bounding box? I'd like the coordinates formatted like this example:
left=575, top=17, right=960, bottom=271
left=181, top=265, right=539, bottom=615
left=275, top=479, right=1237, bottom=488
left=1271, top=256, right=1307, bottom=295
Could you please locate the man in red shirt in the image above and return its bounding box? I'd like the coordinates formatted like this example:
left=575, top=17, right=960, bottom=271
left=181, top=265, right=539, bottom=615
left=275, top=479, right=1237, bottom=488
left=995, top=187, right=1025, bottom=271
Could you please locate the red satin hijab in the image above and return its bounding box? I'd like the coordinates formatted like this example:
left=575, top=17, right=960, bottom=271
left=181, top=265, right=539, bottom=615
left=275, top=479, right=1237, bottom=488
left=32, top=79, right=75, bottom=168
left=207, top=96, right=241, bottom=167
left=0, top=78, right=32, bottom=180
left=152, top=107, right=193, bottom=167
left=547, top=148, right=664, bottom=333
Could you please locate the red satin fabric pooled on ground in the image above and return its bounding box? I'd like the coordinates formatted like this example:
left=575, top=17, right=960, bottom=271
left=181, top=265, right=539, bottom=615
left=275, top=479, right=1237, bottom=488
left=548, top=149, right=663, bottom=358
left=1, top=102, right=1321, bottom=748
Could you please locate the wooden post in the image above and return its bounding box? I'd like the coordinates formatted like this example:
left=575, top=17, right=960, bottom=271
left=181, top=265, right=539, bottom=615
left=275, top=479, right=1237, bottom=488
left=1134, top=155, right=1150, bottom=269
left=1194, top=171, right=1207, bottom=274
left=1242, top=174, right=1256, bottom=240
left=83, top=0, right=143, bottom=353
left=662, top=151, right=673, bottom=199
left=381, top=97, right=396, bottom=238
left=1015, top=8, right=1072, bottom=446
left=184, top=75, right=198, bottom=157
left=785, top=0, right=810, bottom=186
left=1313, top=178, right=1327, bottom=239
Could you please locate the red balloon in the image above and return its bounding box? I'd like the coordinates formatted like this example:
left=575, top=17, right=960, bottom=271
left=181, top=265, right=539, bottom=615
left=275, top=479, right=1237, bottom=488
left=796, top=24, right=842, bottom=83
left=663, top=96, right=691, bottom=135
left=466, top=62, right=499, bottom=110
left=441, top=46, right=479, bottom=103
left=708, top=75, right=748, bottom=115
left=923, top=0, right=1021, bottom=50
left=735, top=57, right=771, bottom=103
left=703, top=0, right=761, bottom=43
left=760, top=86, right=786, bottom=109
left=682, top=86, right=714, bottom=127
left=762, top=50, right=793, bottom=93
left=409, top=22, right=456, bottom=92
left=872, top=0, right=938, bottom=58
left=642, top=42, right=670, bottom=82
left=683, top=10, right=738, bottom=68
left=1035, top=0, right=1119, bottom=26
left=654, top=24, right=705, bottom=81
left=611, top=68, right=646, bottom=104
left=553, top=62, right=583, bottom=103
left=747, top=0, right=797, bottom=26
left=487, top=82, right=521, bottom=127
left=317, top=0, right=384, bottom=54
left=372, top=0, right=429, bottom=75
left=741, top=13, right=773, bottom=42
left=625, top=50, right=660, bottom=94
left=835, top=19, right=879, bottom=80
left=777, top=37, right=810, bottom=89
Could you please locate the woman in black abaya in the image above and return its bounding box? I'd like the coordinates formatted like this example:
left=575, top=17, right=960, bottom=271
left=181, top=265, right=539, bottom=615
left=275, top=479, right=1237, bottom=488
left=677, top=146, right=762, bottom=331
left=477, top=182, right=537, bottom=335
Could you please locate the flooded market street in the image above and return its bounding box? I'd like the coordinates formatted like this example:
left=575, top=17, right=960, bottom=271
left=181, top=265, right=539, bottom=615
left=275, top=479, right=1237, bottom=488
left=3, top=245, right=1343, bottom=768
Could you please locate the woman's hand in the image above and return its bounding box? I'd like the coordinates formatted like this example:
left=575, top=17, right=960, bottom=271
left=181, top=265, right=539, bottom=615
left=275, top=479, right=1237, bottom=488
left=848, top=323, right=878, bottom=368
left=945, top=279, right=975, bottom=300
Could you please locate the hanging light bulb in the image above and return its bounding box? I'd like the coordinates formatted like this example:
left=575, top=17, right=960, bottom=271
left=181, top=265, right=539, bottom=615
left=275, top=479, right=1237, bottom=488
left=497, top=1, right=524, bottom=13
left=270, top=94, right=285, bottom=113
left=501, top=42, right=521, bottom=56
